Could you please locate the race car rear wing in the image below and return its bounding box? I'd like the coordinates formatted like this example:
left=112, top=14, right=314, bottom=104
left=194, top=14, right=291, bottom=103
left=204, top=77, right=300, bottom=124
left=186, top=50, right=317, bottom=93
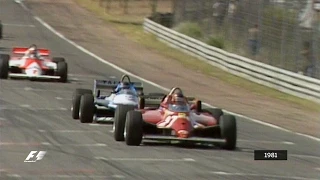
left=143, top=94, right=196, bottom=101
left=93, top=79, right=143, bottom=92
left=143, top=94, right=197, bottom=105
left=12, top=47, right=50, bottom=56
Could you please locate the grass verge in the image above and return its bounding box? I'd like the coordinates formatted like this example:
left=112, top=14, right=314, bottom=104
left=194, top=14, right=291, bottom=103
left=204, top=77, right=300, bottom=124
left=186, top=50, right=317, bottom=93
left=74, top=0, right=319, bottom=112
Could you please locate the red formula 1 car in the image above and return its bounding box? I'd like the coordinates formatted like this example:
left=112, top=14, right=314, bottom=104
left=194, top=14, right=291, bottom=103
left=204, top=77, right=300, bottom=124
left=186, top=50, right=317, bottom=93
left=0, top=44, right=68, bottom=82
left=113, top=87, right=237, bottom=150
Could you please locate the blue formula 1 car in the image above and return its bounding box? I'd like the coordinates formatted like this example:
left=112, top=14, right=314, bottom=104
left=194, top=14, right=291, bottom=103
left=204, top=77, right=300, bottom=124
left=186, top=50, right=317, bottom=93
left=71, top=74, right=149, bottom=123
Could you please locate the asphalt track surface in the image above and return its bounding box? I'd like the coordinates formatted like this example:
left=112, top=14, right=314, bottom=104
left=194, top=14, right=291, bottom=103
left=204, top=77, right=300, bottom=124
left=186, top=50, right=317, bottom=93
left=0, top=0, right=319, bottom=179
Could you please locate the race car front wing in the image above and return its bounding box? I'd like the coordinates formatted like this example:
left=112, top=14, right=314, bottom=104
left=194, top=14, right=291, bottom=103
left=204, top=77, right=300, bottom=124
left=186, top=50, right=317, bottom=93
left=9, top=73, right=61, bottom=79
left=143, top=135, right=226, bottom=143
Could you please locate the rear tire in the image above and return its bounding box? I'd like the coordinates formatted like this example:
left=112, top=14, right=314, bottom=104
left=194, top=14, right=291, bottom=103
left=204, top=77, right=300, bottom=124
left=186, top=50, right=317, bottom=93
left=0, top=54, right=9, bottom=79
left=125, top=111, right=143, bottom=146
left=56, top=61, right=68, bottom=83
left=113, top=105, right=135, bottom=141
left=79, top=94, right=95, bottom=123
left=71, top=89, right=92, bottom=119
left=220, top=115, right=237, bottom=150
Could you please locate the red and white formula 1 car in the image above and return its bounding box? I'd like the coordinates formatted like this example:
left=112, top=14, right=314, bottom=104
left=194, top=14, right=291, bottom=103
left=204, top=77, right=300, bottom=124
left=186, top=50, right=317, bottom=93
left=113, top=87, right=237, bottom=150
left=0, top=44, right=68, bottom=82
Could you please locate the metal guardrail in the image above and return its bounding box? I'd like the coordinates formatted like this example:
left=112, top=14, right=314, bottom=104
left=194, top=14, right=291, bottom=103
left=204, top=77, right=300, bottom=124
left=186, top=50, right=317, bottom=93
left=143, top=18, right=320, bottom=104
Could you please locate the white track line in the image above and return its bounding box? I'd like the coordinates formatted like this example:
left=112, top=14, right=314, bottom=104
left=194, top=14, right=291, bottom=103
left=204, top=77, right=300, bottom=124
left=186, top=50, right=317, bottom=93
left=0, top=117, right=7, bottom=121
left=1, top=87, right=69, bottom=93
left=2, top=23, right=35, bottom=27
left=38, top=129, right=103, bottom=134
left=206, top=154, right=320, bottom=162
left=89, top=124, right=108, bottom=126
left=20, top=87, right=71, bottom=93
left=55, top=97, right=72, bottom=100
left=238, top=139, right=295, bottom=145
left=16, top=175, right=120, bottom=179
left=46, top=175, right=110, bottom=179
left=95, top=157, right=196, bottom=162
left=68, top=74, right=102, bottom=78
left=210, top=171, right=318, bottom=180
left=41, top=142, right=107, bottom=147
left=290, top=154, right=320, bottom=160
left=0, top=142, right=41, bottom=146
left=16, top=1, right=320, bottom=143
left=7, top=174, right=22, bottom=178
left=0, top=107, right=68, bottom=111
left=4, top=175, right=115, bottom=179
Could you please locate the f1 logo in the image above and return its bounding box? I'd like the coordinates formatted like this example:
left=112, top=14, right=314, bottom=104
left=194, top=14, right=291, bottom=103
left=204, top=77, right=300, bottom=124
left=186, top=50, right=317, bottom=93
left=24, top=151, right=46, bottom=162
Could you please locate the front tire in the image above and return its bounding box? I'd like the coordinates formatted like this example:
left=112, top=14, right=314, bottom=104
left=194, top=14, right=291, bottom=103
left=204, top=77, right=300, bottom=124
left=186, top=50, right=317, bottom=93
left=220, top=115, right=237, bottom=150
left=72, top=89, right=92, bottom=119
left=125, top=110, right=143, bottom=146
left=56, top=61, right=68, bottom=83
left=79, top=94, right=95, bottom=123
left=113, top=105, right=135, bottom=141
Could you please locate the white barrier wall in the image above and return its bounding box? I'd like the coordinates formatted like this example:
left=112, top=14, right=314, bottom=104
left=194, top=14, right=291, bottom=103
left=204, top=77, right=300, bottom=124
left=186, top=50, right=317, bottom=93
left=143, top=18, right=320, bottom=104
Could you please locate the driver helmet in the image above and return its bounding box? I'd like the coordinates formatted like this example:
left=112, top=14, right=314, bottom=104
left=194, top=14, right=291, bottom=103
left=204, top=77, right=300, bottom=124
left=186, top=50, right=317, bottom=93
left=119, top=82, right=131, bottom=90
left=27, top=46, right=38, bottom=58
left=172, top=92, right=186, bottom=105
left=31, top=50, right=39, bottom=58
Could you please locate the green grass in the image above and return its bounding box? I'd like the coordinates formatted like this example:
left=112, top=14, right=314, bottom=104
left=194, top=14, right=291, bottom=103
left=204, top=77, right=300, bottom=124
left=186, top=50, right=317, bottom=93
left=206, top=36, right=225, bottom=49
left=74, top=0, right=320, bottom=112
left=174, top=22, right=203, bottom=40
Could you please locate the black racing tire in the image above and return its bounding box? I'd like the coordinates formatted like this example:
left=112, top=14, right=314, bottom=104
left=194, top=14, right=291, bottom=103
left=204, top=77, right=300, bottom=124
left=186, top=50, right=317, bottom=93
left=52, top=57, right=65, bottom=63
left=113, top=105, right=135, bottom=141
left=79, top=94, right=95, bottom=123
left=220, top=115, right=237, bottom=150
left=71, top=89, right=92, bottom=119
left=202, top=108, right=223, bottom=123
left=0, top=54, right=9, bottom=79
left=56, top=61, right=68, bottom=83
left=125, top=110, right=143, bottom=146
